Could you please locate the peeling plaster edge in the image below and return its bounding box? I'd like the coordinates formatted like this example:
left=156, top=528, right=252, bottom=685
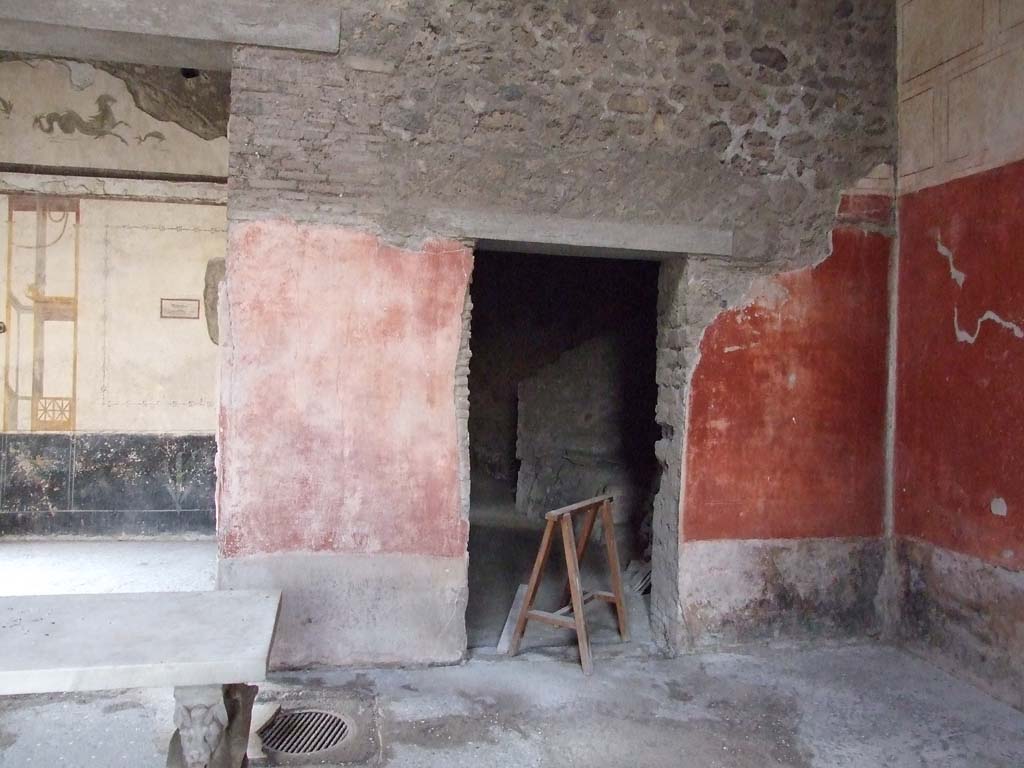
left=682, top=168, right=898, bottom=395
left=224, top=216, right=469, bottom=261
left=227, top=206, right=472, bottom=254
left=454, top=273, right=474, bottom=528
left=677, top=192, right=890, bottom=516
left=674, top=318, right=695, bottom=655
left=649, top=258, right=689, bottom=656
left=674, top=175, right=896, bottom=648
left=93, top=61, right=228, bottom=142
left=213, top=255, right=235, bottom=556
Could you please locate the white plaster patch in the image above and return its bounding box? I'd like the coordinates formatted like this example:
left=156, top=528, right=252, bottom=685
left=936, top=237, right=966, bottom=287
left=464, top=95, right=487, bottom=114
left=935, top=234, right=1024, bottom=344
left=852, top=162, right=896, bottom=193
left=63, top=61, right=97, bottom=91
left=991, top=497, right=1009, bottom=517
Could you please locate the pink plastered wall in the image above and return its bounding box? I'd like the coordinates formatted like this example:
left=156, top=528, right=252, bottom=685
left=217, top=220, right=472, bottom=560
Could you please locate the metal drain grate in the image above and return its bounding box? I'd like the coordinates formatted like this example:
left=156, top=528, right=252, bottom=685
left=259, top=709, right=350, bottom=756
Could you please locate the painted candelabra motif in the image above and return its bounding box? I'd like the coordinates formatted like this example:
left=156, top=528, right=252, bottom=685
left=4, top=196, right=81, bottom=432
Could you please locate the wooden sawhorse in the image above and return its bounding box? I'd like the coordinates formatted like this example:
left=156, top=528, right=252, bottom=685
left=507, top=494, right=629, bottom=675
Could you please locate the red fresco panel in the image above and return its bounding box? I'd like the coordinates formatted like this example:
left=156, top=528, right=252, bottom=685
left=896, top=160, right=1024, bottom=571
left=685, top=226, right=891, bottom=541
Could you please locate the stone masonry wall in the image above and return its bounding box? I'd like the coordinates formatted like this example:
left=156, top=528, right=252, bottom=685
left=230, top=0, right=895, bottom=265
left=650, top=258, right=688, bottom=649
left=225, top=0, right=896, bottom=661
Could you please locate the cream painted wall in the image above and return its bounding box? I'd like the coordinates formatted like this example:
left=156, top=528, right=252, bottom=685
left=0, top=194, right=225, bottom=433
left=0, top=195, right=6, bottom=424
left=77, top=199, right=224, bottom=432
left=899, top=0, right=1024, bottom=192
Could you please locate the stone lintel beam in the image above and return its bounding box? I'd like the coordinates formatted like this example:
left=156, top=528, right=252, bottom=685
left=0, top=0, right=342, bottom=63
left=0, top=19, right=233, bottom=70
left=427, top=209, right=734, bottom=260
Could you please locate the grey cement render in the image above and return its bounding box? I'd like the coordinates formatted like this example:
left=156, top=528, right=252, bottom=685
left=218, top=551, right=469, bottom=670
left=455, top=286, right=473, bottom=525
left=3, top=644, right=1024, bottom=767
left=896, top=537, right=1024, bottom=712
left=680, top=538, right=885, bottom=647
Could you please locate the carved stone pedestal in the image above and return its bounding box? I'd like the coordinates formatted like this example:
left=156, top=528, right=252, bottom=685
left=167, top=683, right=258, bottom=768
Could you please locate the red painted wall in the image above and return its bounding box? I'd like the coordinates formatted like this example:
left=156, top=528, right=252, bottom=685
left=896, top=160, right=1024, bottom=571
left=218, top=220, right=472, bottom=559
left=684, top=215, right=891, bottom=541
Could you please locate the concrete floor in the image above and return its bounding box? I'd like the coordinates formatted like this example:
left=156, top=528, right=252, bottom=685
left=3, top=541, right=1024, bottom=766
left=2, top=643, right=1024, bottom=767
left=467, top=473, right=649, bottom=650
left=466, top=521, right=650, bottom=650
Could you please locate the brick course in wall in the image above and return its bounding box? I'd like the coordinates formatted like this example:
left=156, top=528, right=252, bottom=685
left=229, top=0, right=894, bottom=266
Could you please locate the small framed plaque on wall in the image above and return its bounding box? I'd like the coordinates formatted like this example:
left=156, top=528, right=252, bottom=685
left=160, top=298, right=201, bottom=320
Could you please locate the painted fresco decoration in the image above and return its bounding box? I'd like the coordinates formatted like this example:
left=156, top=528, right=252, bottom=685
left=0, top=59, right=227, bottom=177
left=33, top=94, right=130, bottom=146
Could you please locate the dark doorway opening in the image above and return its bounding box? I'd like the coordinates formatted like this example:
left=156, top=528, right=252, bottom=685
left=465, top=249, right=660, bottom=650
